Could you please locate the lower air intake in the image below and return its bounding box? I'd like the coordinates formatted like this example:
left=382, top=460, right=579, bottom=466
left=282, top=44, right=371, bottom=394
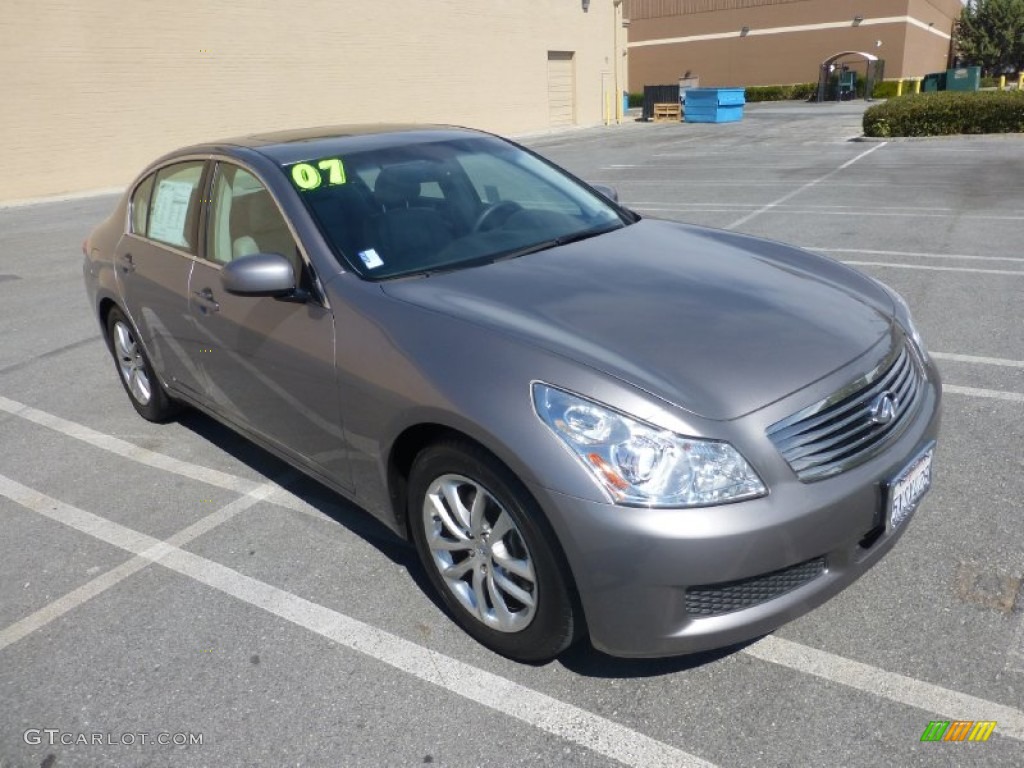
left=685, top=557, right=827, bottom=617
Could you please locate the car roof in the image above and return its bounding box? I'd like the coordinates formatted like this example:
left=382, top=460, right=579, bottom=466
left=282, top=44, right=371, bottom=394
left=186, top=124, right=491, bottom=166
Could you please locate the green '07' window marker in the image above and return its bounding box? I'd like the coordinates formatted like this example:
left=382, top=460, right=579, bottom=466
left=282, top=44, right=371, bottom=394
left=291, top=158, right=346, bottom=191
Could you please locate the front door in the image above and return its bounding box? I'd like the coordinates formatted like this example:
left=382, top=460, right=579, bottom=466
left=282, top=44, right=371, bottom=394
left=187, top=161, right=349, bottom=487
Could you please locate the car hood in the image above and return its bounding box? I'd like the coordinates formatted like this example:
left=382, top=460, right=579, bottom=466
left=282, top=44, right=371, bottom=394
left=380, top=219, right=894, bottom=420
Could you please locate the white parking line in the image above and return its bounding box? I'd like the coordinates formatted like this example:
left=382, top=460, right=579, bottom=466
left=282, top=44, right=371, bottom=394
left=745, top=636, right=1024, bottom=741
left=5, top=401, right=1024, bottom=739
left=944, top=385, right=1024, bottom=404
left=0, top=187, right=123, bottom=209
left=650, top=150, right=864, bottom=158
left=810, top=248, right=1024, bottom=265
left=0, top=475, right=714, bottom=768
left=638, top=206, right=1024, bottom=222
left=726, top=143, right=887, bottom=230
left=931, top=352, right=1024, bottom=369
left=0, top=478, right=284, bottom=652
left=595, top=180, right=940, bottom=188
left=5, top=474, right=1024, bottom=746
left=0, top=395, right=257, bottom=493
left=842, top=261, right=1024, bottom=277
left=647, top=203, right=957, bottom=212
left=0, top=395, right=320, bottom=518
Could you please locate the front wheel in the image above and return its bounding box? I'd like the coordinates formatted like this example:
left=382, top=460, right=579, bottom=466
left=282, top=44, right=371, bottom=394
left=409, top=439, right=580, bottom=662
left=105, top=307, right=178, bottom=422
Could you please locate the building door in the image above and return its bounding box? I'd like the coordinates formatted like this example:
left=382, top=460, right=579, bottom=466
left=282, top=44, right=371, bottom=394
left=547, top=51, right=575, bottom=127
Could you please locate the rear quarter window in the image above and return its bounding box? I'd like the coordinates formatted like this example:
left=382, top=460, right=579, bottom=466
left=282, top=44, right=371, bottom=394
left=130, top=175, right=155, bottom=235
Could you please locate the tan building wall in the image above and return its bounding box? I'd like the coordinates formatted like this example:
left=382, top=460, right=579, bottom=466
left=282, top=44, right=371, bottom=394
left=627, top=0, right=959, bottom=89
left=0, top=0, right=628, bottom=201
left=902, top=0, right=960, bottom=78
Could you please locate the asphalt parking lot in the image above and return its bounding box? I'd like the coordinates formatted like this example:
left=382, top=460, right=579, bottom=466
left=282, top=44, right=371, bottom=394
left=2, top=100, right=1022, bottom=767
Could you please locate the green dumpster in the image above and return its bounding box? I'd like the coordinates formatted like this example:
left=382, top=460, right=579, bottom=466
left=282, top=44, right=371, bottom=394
left=922, top=72, right=946, bottom=92
left=946, top=66, right=981, bottom=92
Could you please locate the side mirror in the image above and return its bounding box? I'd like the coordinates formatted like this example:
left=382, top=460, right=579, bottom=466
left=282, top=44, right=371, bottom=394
left=591, top=184, right=619, bottom=203
left=221, top=253, right=298, bottom=298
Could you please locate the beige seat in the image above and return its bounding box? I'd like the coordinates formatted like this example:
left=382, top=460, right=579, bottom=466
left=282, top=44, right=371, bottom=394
left=232, top=234, right=259, bottom=259
left=229, top=191, right=299, bottom=272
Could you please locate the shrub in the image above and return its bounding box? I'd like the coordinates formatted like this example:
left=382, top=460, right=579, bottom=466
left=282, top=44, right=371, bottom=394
left=863, top=90, right=1024, bottom=137
left=790, top=82, right=818, bottom=101
left=871, top=81, right=903, bottom=99
left=744, top=83, right=818, bottom=102
left=745, top=85, right=787, bottom=102
left=628, top=92, right=643, bottom=108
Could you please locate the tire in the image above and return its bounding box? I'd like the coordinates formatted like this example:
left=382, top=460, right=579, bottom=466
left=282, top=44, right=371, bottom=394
left=105, top=307, right=178, bottom=423
left=409, top=439, right=580, bottom=662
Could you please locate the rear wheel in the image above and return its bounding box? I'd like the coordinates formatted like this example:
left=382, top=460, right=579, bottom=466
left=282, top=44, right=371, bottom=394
left=106, top=307, right=178, bottom=422
left=409, top=439, right=579, bottom=662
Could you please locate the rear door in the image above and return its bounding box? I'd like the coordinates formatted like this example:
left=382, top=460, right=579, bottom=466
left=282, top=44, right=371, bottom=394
left=115, top=159, right=209, bottom=397
left=187, top=160, right=349, bottom=487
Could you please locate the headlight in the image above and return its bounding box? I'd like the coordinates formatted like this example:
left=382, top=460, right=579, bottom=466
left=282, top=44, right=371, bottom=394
left=873, top=278, right=929, bottom=362
left=532, top=384, right=766, bottom=507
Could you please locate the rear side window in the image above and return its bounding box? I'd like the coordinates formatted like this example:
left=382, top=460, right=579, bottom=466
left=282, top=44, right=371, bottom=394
left=130, top=175, right=155, bottom=235
left=146, top=161, right=206, bottom=252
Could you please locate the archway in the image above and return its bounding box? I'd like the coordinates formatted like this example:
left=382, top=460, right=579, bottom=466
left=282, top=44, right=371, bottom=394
left=816, top=51, right=885, bottom=102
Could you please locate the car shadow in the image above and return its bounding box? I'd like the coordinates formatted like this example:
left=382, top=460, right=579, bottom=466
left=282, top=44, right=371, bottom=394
left=175, top=409, right=450, bottom=615
left=177, top=410, right=408, bottom=557
left=176, top=408, right=763, bottom=677
left=557, top=637, right=759, bottom=678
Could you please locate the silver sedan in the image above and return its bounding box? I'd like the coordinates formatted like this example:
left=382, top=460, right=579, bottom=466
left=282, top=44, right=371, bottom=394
left=83, top=125, right=941, bottom=661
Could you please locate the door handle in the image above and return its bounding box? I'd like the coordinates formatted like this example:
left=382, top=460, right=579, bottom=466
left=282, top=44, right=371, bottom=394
left=192, top=287, right=220, bottom=313
left=119, top=253, right=135, bottom=274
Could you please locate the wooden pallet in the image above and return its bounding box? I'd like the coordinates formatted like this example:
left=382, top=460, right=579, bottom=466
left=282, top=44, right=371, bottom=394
left=653, top=102, right=681, bottom=122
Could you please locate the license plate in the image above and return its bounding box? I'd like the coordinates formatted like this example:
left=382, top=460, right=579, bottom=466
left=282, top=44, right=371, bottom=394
left=888, top=443, right=934, bottom=529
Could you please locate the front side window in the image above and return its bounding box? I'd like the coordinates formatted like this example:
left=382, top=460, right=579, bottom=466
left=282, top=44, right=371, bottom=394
left=146, top=161, right=205, bottom=251
left=205, top=163, right=300, bottom=274
left=283, top=135, right=629, bottom=280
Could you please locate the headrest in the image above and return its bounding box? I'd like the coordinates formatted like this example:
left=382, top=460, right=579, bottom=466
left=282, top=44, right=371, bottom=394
left=243, top=191, right=280, bottom=232
left=374, top=166, right=421, bottom=209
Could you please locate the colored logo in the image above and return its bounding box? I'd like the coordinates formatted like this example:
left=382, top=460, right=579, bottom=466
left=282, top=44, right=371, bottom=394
left=920, top=720, right=996, bottom=742
left=868, top=391, right=898, bottom=425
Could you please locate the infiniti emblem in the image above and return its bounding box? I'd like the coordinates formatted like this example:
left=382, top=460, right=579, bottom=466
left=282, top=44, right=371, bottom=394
left=869, top=391, right=899, bottom=426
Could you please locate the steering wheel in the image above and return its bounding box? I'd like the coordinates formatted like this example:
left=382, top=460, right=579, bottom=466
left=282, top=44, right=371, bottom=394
left=472, top=200, right=524, bottom=232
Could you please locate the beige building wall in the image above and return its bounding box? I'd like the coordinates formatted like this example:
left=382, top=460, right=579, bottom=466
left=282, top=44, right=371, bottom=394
left=902, top=0, right=960, bottom=78
left=0, top=0, right=627, bottom=201
left=627, top=0, right=958, bottom=89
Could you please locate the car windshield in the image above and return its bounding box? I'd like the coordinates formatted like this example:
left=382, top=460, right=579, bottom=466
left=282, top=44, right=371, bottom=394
left=282, top=135, right=630, bottom=279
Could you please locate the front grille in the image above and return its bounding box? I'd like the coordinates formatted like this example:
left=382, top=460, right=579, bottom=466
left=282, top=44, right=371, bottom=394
left=685, top=557, right=826, bottom=617
left=767, top=342, right=924, bottom=481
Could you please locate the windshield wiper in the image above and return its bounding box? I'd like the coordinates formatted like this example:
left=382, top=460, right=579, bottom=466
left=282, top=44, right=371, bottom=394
left=405, top=222, right=625, bottom=279
left=491, top=222, right=625, bottom=263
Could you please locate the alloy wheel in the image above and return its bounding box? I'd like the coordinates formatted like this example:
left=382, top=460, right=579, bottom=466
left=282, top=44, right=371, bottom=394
left=422, top=473, right=538, bottom=632
left=112, top=320, right=152, bottom=405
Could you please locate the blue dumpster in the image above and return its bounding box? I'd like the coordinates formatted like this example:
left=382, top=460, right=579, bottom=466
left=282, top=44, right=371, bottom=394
left=684, top=88, right=746, bottom=123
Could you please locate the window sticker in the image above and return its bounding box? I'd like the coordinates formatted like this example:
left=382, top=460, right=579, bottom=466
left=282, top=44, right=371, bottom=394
left=290, top=158, right=347, bottom=191
left=358, top=248, right=384, bottom=269
left=148, top=179, right=194, bottom=246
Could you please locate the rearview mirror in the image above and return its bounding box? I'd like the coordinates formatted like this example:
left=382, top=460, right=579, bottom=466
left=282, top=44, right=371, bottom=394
left=221, top=252, right=298, bottom=298
left=591, top=184, right=619, bottom=203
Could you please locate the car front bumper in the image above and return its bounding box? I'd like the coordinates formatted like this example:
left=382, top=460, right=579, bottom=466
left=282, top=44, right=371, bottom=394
left=530, top=373, right=942, bottom=658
